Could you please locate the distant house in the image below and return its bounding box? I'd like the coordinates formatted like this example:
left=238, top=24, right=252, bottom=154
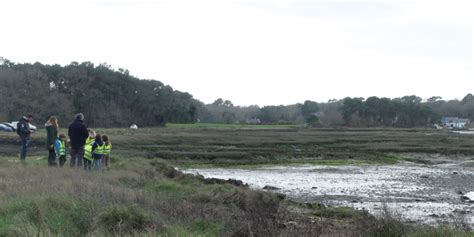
left=441, top=117, right=470, bottom=129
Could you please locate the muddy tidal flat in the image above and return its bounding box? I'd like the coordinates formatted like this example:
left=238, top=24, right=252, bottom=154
left=185, top=161, right=474, bottom=227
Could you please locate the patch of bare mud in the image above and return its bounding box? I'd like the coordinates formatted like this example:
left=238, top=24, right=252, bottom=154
left=184, top=161, right=474, bottom=227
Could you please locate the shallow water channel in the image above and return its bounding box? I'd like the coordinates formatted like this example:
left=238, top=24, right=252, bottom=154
left=183, top=163, right=474, bottom=227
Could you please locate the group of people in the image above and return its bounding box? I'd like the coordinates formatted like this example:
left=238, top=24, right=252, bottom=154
left=17, top=113, right=112, bottom=170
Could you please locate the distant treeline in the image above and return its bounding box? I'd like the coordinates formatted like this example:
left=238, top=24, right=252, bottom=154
left=1, top=59, right=472, bottom=128
left=0, top=59, right=199, bottom=127
left=201, top=95, right=474, bottom=127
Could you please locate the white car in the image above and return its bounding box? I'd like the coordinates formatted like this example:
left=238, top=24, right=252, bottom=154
left=0, top=121, right=37, bottom=133
left=0, top=123, right=14, bottom=132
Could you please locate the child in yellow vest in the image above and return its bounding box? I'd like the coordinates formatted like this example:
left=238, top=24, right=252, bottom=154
left=102, top=135, right=112, bottom=170
left=55, top=133, right=67, bottom=167
left=84, top=129, right=96, bottom=170
left=91, top=134, right=104, bottom=170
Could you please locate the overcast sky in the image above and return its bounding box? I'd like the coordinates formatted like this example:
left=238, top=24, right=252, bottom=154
left=1, top=0, right=472, bottom=106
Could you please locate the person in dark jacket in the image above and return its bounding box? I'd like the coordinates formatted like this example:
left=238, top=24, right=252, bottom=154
left=68, top=113, right=89, bottom=168
left=45, top=116, right=59, bottom=167
left=17, top=114, right=34, bottom=161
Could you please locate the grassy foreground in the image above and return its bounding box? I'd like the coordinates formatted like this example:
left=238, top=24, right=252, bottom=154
left=0, top=157, right=471, bottom=236
left=0, top=125, right=473, bottom=236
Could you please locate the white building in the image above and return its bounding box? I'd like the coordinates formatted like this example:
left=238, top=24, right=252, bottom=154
left=441, top=117, right=470, bottom=129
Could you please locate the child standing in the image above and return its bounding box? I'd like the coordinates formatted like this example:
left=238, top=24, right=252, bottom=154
left=86, top=129, right=96, bottom=145
left=92, top=134, right=104, bottom=171
left=55, top=134, right=67, bottom=167
left=101, top=135, right=112, bottom=170
left=83, top=129, right=96, bottom=170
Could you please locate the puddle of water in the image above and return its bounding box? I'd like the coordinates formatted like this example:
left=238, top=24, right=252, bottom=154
left=183, top=163, right=474, bottom=227
left=451, top=131, right=474, bottom=135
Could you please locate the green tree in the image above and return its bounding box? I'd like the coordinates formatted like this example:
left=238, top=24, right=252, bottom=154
left=222, top=111, right=236, bottom=124
left=301, top=100, right=320, bottom=125
left=0, top=59, right=201, bottom=127
left=340, top=97, right=364, bottom=126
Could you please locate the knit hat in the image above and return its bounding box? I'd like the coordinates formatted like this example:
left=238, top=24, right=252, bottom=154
left=75, top=113, right=84, bottom=121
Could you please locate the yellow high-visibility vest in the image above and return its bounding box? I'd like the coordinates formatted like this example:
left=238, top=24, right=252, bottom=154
left=104, top=143, right=112, bottom=155
left=85, top=137, right=95, bottom=145
left=58, top=140, right=66, bottom=156
left=84, top=143, right=93, bottom=161
left=95, top=143, right=105, bottom=155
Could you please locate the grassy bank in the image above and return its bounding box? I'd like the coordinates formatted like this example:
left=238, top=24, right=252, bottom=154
left=0, top=158, right=288, bottom=236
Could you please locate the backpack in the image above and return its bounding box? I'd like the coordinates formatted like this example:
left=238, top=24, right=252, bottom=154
left=16, top=121, right=21, bottom=136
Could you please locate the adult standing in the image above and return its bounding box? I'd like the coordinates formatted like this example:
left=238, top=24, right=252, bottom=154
left=68, top=113, right=89, bottom=168
left=17, top=113, right=33, bottom=161
left=45, top=116, right=59, bottom=167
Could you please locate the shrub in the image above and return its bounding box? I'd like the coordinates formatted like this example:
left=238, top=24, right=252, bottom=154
left=98, top=205, right=152, bottom=234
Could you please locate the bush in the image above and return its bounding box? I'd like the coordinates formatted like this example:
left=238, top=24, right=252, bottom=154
left=358, top=204, right=408, bottom=237
left=98, top=205, right=152, bottom=234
